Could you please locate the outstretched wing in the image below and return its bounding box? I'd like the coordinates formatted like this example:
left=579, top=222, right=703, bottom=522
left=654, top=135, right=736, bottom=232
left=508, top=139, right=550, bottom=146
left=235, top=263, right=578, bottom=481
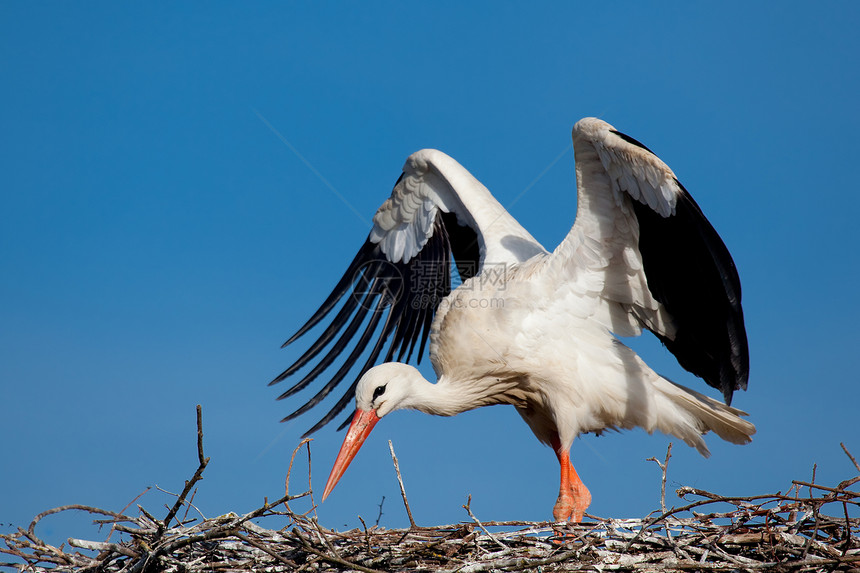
left=560, top=117, right=748, bottom=404
left=273, top=149, right=545, bottom=435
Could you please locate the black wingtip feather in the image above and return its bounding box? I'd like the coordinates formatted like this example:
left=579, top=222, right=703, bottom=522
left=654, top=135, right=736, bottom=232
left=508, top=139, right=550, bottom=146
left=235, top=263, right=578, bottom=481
left=273, top=208, right=482, bottom=435
left=631, top=181, right=749, bottom=404
left=297, top=299, right=403, bottom=435
left=280, top=241, right=378, bottom=349
left=274, top=289, right=377, bottom=399
left=270, top=295, right=363, bottom=384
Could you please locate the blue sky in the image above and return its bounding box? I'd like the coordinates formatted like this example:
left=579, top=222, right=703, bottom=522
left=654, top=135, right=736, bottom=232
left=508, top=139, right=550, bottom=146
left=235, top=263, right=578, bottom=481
left=2, top=2, right=859, bottom=546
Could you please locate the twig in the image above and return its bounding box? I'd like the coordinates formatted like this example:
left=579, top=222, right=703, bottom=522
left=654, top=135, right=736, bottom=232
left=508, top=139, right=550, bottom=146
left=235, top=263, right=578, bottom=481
left=27, top=506, right=126, bottom=540
left=801, top=500, right=821, bottom=561
left=285, top=437, right=313, bottom=514
left=153, top=485, right=205, bottom=522
left=647, top=442, right=673, bottom=514
left=388, top=440, right=416, bottom=528
left=137, top=504, right=159, bottom=527
left=181, top=485, right=199, bottom=525
left=375, top=496, right=385, bottom=527
left=837, top=475, right=860, bottom=491
left=234, top=491, right=311, bottom=526
left=195, top=403, right=205, bottom=466
left=305, top=435, right=317, bottom=520
left=67, top=538, right=139, bottom=558
left=106, top=487, right=151, bottom=543
left=463, top=494, right=508, bottom=550
left=841, top=442, right=860, bottom=473
left=159, top=405, right=209, bottom=534
left=358, top=515, right=373, bottom=553
left=792, top=480, right=860, bottom=498
left=310, top=518, right=345, bottom=560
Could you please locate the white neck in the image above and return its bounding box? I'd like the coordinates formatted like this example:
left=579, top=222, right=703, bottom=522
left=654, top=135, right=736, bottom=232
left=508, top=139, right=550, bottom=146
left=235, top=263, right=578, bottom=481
left=400, top=372, right=521, bottom=417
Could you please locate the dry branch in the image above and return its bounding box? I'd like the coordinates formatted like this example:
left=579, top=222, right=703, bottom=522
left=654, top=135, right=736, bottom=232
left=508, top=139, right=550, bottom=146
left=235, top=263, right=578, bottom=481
left=388, top=440, right=416, bottom=528
left=647, top=442, right=673, bottom=515
left=160, top=404, right=209, bottom=535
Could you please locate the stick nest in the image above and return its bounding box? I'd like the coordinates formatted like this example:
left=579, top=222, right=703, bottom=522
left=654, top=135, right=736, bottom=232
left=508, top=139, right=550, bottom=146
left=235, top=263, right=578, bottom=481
left=3, top=407, right=859, bottom=572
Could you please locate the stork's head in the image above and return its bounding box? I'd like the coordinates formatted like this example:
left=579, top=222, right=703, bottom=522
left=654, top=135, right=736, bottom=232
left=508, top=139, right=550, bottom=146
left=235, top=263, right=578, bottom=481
left=321, top=363, right=422, bottom=501
left=354, top=362, right=423, bottom=415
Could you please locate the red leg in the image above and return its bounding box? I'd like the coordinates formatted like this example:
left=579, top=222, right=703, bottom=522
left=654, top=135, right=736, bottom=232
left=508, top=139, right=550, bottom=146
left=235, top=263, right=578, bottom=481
left=550, top=434, right=592, bottom=523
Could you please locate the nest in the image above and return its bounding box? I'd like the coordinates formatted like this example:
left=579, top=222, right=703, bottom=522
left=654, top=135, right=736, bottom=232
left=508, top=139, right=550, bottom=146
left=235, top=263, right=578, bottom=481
left=3, top=407, right=859, bottom=573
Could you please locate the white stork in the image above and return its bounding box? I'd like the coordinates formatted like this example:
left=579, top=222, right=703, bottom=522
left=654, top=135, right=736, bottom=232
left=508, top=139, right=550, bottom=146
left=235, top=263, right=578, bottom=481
left=271, top=117, right=754, bottom=522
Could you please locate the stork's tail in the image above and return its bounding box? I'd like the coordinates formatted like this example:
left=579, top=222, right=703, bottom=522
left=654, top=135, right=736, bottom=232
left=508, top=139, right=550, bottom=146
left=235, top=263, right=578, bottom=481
left=652, top=377, right=755, bottom=457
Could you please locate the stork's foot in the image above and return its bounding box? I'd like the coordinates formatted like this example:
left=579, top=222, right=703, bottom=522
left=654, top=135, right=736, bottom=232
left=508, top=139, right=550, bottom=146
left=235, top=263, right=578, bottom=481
left=552, top=482, right=591, bottom=523
left=552, top=490, right=576, bottom=522
left=550, top=436, right=592, bottom=523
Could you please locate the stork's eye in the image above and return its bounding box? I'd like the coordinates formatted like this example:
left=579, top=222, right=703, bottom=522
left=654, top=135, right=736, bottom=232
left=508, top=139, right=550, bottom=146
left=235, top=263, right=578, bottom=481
left=372, top=384, right=387, bottom=400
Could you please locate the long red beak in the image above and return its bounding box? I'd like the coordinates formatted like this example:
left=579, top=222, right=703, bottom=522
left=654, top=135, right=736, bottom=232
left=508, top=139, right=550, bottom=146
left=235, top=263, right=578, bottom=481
left=321, top=408, right=380, bottom=501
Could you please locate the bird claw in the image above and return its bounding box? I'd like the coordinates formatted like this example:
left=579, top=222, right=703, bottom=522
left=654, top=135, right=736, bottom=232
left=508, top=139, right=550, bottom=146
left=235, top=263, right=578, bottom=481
left=551, top=488, right=590, bottom=544
left=552, top=498, right=575, bottom=523
left=553, top=483, right=591, bottom=523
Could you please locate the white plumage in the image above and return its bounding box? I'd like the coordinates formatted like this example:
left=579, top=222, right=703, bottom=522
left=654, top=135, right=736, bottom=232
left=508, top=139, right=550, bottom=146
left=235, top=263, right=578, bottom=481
left=272, top=117, right=753, bottom=522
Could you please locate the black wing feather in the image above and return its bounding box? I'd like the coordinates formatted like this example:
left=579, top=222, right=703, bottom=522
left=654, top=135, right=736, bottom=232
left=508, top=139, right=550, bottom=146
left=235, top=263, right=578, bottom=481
left=630, top=173, right=748, bottom=405
left=271, top=291, right=362, bottom=381
left=304, top=293, right=405, bottom=437
left=278, top=241, right=376, bottom=349
left=281, top=291, right=388, bottom=423
left=274, top=210, right=479, bottom=435
left=274, top=287, right=376, bottom=399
